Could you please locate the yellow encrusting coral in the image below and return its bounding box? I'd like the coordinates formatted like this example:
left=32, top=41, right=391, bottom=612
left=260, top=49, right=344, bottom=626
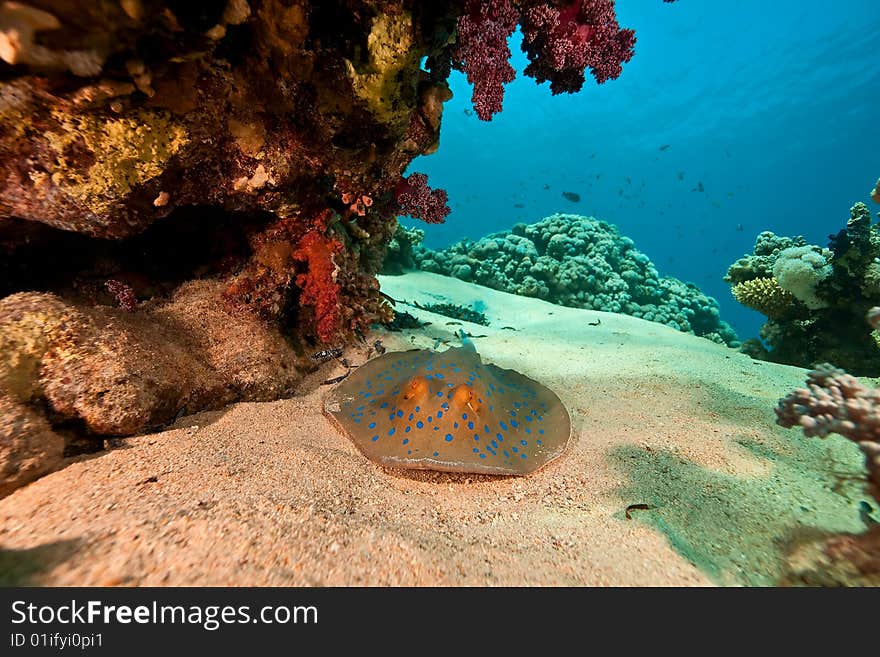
left=42, top=109, right=188, bottom=213
left=344, top=11, right=419, bottom=128
left=731, top=277, right=795, bottom=318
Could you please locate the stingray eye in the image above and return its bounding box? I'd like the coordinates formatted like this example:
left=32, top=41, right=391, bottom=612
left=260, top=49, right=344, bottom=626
left=402, top=376, right=430, bottom=400
left=450, top=384, right=480, bottom=413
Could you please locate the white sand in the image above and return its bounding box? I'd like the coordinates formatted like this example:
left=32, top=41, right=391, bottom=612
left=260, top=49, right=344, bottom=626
left=0, top=272, right=865, bottom=586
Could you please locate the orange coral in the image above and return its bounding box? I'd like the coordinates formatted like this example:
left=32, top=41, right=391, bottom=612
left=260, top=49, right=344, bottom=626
left=872, top=178, right=880, bottom=204
left=293, top=230, right=343, bottom=342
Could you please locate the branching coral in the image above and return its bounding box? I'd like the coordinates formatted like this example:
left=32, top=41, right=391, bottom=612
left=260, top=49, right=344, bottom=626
left=775, top=361, right=880, bottom=584
left=776, top=363, right=880, bottom=502
left=731, top=277, right=794, bottom=319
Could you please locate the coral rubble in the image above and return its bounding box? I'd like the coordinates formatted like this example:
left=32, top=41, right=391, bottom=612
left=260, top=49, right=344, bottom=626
left=393, top=213, right=738, bottom=346
left=726, top=202, right=880, bottom=375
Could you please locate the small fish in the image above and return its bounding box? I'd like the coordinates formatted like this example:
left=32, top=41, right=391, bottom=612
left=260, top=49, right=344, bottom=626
left=561, top=191, right=581, bottom=203
left=542, top=184, right=550, bottom=190
left=625, top=503, right=654, bottom=519
left=736, top=223, right=744, bottom=232
left=692, top=181, right=705, bottom=193
left=513, top=203, right=525, bottom=208
left=312, top=348, right=343, bottom=362
left=677, top=171, right=685, bottom=181
left=463, top=108, right=473, bottom=117
left=659, top=144, right=670, bottom=151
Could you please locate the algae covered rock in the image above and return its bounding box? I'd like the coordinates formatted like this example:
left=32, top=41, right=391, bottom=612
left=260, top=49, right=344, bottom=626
left=0, top=280, right=304, bottom=438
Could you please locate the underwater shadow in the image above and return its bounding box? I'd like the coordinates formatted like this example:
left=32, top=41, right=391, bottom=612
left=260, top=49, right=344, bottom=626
left=0, top=538, right=84, bottom=586
left=610, top=433, right=869, bottom=586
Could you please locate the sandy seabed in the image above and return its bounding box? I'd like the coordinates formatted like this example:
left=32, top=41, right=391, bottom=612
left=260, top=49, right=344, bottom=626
left=0, top=272, right=868, bottom=586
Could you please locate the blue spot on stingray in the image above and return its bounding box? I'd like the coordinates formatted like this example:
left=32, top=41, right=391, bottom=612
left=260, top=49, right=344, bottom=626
left=512, top=446, right=519, bottom=453
left=496, top=433, right=504, bottom=442
left=453, top=422, right=459, bottom=429
left=525, top=416, right=532, bottom=422
left=356, top=405, right=365, bottom=412
left=405, top=426, right=411, bottom=433
left=388, top=428, right=396, bottom=436
left=408, top=413, right=414, bottom=421
left=462, top=412, right=468, bottom=420
left=407, top=450, right=412, bottom=455
left=364, top=392, right=372, bottom=398
left=500, top=421, right=508, bottom=431
left=473, top=448, right=479, bottom=453
left=468, top=421, right=474, bottom=430
left=491, top=440, right=498, bottom=448
left=433, top=451, right=439, bottom=457
left=504, top=451, right=510, bottom=458
left=521, top=440, right=528, bottom=446
left=539, top=429, right=545, bottom=434
left=379, top=401, right=387, bottom=408
left=372, top=435, right=379, bottom=442
left=402, top=438, right=409, bottom=445
left=521, top=454, right=527, bottom=459
left=479, top=454, right=486, bottom=459
left=537, top=439, right=543, bottom=446
left=436, top=391, right=443, bottom=397
left=353, top=418, right=361, bottom=423
left=435, top=373, right=444, bottom=379
left=514, top=402, right=521, bottom=408
left=473, top=434, right=480, bottom=441
left=437, top=411, right=443, bottom=418
left=416, top=421, right=424, bottom=429
left=525, top=428, right=531, bottom=434
left=484, top=425, right=490, bottom=433
left=510, top=420, right=519, bottom=428
left=445, top=433, right=453, bottom=442
left=434, top=426, right=439, bottom=431
left=397, top=410, right=403, bottom=418
left=415, top=406, right=421, bottom=412
left=427, top=416, right=433, bottom=423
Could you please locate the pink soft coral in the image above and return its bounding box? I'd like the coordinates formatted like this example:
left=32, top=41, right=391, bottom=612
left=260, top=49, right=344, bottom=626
left=452, top=0, right=519, bottom=121
left=520, top=0, right=636, bottom=94
left=395, top=173, right=450, bottom=224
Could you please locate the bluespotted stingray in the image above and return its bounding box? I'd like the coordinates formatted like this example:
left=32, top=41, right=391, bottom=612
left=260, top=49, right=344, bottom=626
left=323, top=341, right=570, bottom=475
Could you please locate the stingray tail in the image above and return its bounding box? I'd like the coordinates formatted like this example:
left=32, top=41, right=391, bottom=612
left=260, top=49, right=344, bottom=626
left=459, top=330, right=476, bottom=351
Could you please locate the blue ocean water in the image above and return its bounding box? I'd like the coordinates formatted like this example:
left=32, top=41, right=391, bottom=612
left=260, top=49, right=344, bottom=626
left=405, top=0, right=880, bottom=340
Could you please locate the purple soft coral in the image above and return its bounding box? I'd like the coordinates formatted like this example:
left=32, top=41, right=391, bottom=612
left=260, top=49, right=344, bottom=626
left=452, top=0, right=519, bottom=121
left=520, top=0, right=636, bottom=94
left=395, top=173, right=450, bottom=224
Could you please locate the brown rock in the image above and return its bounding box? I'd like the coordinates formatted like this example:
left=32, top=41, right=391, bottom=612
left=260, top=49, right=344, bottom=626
left=0, top=391, right=64, bottom=498
left=1, top=279, right=305, bottom=438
